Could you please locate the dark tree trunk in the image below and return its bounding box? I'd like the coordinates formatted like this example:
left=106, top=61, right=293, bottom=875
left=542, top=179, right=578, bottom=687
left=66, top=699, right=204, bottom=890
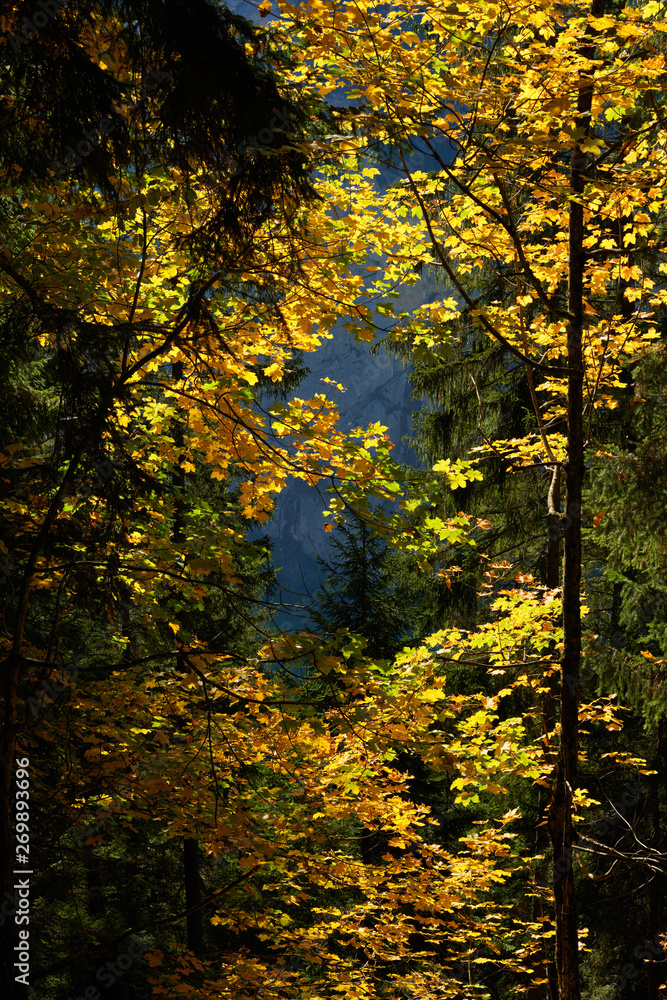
left=170, top=361, right=204, bottom=956
left=547, top=5, right=605, bottom=998
left=648, top=722, right=664, bottom=1000
left=184, top=836, right=204, bottom=955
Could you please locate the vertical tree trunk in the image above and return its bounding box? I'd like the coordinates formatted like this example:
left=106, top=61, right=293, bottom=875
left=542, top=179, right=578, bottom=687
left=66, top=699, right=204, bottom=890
left=648, top=721, right=664, bottom=1000
left=170, top=360, right=205, bottom=955
left=549, top=285, right=583, bottom=1000
left=547, top=5, right=604, bottom=998
left=184, top=836, right=204, bottom=955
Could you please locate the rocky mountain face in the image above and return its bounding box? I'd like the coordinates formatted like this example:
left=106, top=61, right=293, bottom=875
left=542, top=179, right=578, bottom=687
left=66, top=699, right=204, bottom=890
left=266, top=273, right=440, bottom=623
left=267, top=328, right=416, bottom=614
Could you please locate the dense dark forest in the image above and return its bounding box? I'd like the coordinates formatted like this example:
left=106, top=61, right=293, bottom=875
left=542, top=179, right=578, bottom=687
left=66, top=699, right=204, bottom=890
left=1, top=1, right=666, bottom=999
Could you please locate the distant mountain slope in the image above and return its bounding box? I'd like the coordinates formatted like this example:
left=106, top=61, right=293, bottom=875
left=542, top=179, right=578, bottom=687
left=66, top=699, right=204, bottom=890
left=221, top=0, right=442, bottom=615
left=266, top=273, right=440, bottom=623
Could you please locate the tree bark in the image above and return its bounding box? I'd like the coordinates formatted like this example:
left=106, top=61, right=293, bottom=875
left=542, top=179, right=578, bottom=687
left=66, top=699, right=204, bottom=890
left=648, top=722, right=664, bottom=1000
left=184, top=836, right=204, bottom=955
left=547, top=5, right=604, bottom=999
left=170, top=361, right=205, bottom=956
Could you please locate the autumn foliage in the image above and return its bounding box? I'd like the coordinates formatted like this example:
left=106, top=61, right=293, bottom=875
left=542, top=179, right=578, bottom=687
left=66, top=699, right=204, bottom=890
left=1, top=1, right=667, bottom=998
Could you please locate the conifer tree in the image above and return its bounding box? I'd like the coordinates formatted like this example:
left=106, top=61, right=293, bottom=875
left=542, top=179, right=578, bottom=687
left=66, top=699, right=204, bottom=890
left=311, top=510, right=409, bottom=660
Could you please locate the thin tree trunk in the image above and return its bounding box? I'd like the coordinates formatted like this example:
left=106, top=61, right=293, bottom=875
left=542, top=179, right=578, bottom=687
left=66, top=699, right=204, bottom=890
left=170, top=360, right=205, bottom=955
left=547, top=4, right=605, bottom=998
left=648, top=722, right=664, bottom=1000
left=184, top=836, right=204, bottom=955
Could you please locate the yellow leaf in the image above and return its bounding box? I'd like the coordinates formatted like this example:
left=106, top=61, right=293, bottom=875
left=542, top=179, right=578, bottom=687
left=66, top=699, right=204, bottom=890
left=420, top=687, right=445, bottom=702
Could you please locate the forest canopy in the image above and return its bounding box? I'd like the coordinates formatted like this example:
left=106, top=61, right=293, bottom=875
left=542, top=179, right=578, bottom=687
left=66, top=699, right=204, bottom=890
left=1, top=1, right=666, bottom=1000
